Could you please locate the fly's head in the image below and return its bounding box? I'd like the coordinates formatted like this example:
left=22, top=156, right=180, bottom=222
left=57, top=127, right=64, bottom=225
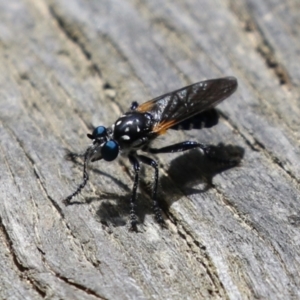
left=87, top=112, right=154, bottom=161
left=87, top=126, right=119, bottom=162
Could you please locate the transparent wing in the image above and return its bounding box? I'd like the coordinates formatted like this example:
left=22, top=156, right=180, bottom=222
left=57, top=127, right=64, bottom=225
left=136, top=77, right=237, bottom=134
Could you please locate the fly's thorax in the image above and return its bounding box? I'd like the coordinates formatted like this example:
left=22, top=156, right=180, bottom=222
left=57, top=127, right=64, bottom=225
left=112, top=112, right=154, bottom=149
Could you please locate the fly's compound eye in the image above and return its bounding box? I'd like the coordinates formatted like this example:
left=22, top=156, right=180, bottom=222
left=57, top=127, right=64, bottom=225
left=101, top=140, right=119, bottom=161
left=93, top=126, right=107, bottom=138
left=87, top=126, right=107, bottom=140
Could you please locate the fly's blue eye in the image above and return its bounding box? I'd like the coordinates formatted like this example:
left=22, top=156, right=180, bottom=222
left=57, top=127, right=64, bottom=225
left=101, top=140, right=119, bottom=161
left=93, top=126, right=107, bottom=138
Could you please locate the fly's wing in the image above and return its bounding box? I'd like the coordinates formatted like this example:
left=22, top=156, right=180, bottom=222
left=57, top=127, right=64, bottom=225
left=136, top=77, right=237, bottom=134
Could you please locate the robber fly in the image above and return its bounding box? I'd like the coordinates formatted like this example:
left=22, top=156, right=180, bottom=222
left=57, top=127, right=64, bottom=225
left=63, top=77, right=238, bottom=231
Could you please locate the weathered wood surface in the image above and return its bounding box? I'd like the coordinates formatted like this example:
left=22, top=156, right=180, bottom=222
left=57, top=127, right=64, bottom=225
left=0, top=0, right=300, bottom=299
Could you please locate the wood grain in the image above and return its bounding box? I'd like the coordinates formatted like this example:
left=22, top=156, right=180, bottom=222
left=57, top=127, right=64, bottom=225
left=0, top=0, right=300, bottom=299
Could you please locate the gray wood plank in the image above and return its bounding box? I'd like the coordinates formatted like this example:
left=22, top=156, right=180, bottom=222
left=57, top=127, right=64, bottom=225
left=0, top=0, right=299, bottom=299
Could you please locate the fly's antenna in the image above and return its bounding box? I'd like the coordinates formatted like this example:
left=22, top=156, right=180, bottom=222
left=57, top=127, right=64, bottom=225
left=63, top=147, right=92, bottom=205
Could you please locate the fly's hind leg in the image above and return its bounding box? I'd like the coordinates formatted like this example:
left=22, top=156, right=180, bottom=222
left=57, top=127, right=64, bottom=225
left=148, top=141, right=238, bottom=165
left=148, top=141, right=209, bottom=154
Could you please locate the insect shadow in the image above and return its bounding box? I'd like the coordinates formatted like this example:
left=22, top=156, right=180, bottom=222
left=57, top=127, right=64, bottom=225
left=158, top=143, right=244, bottom=206
left=77, top=142, right=244, bottom=228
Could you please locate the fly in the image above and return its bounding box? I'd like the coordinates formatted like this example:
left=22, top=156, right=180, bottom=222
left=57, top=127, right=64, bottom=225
left=63, top=77, right=238, bottom=231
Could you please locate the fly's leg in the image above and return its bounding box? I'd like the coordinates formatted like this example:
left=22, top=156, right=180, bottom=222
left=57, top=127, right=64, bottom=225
left=65, top=150, right=85, bottom=162
left=149, top=141, right=238, bottom=167
left=130, top=101, right=139, bottom=110
left=138, top=155, right=165, bottom=227
left=128, top=155, right=140, bottom=231
left=63, top=148, right=91, bottom=205
left=148, top=141, right=209, bottom=154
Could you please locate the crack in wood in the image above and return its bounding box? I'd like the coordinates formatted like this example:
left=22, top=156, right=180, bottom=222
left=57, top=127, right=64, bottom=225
left=47, top=5, right=126, bottom=116
left=229, top=3, right=290, bottom=86
left=0, top=218, right=47, bottom=298
left=175, top=222, right=229, bottom=298
left=35, top=247, right=106, bottom=300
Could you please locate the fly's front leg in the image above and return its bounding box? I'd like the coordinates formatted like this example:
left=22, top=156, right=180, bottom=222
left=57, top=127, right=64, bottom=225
left=65, top=150, right=85, bottom=163
left=138, top=155, right=165, bottom=227
left=63, top=147, right=91, bottom=205
left=128, top=155, right=140, bottom=231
